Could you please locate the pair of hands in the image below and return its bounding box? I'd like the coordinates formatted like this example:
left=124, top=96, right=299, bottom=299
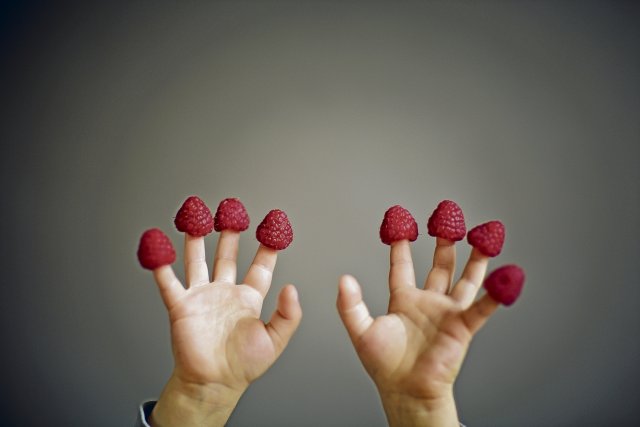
left=148, top=231, right=499, bottom=427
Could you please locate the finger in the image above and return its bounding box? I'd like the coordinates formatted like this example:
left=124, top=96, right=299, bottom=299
left=389, top=240, right=416, bottom=293
left=184, top=234, right=209, bottom=287
left=212, top=230, right=240, bottom=284
left=460, top=293, right=499, bottom=335
left=243, top=244, right=277, bottom=298
left=337, top=275, right=374, bottom=343
left=424, top=238, right=456, bottom=293
left=266, top=284, right=303, bottom=357
left=153, top=265, right=185, bottom=310
left=450, top=248, right=489, bottom=308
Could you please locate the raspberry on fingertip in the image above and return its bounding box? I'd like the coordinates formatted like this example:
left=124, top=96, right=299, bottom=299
left=379, top=205, right=419, bottom=245
left=427, top=200, right=466, bottom=241
left=467, top=220, right=505, bottom=257
left=174, top=196, right=215, bottom=237
left=214, top=198, right=250, bottom=232
left=483, top=264, right=525, bottom=306
left=137, top=228, right=176, bottom=270
left=256, top=209, right=293, bottom=250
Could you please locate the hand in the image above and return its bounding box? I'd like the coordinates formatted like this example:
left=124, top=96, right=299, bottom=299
left=337, top=238, right=499, bottom=427
left=149, top=231, right=302, bottom=427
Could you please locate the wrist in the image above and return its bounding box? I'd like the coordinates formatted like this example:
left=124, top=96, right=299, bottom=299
left=150, top=374, right=244, bottom=427
left=379, top=390, right=459, bottom=427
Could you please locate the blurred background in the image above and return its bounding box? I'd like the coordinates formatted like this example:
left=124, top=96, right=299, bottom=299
left=1, top=1, right=638, bottom=426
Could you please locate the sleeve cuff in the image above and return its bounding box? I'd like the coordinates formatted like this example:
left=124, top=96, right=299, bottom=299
left=133, top=399, right=466, bottom=427
left=135, top=400, right=157, bottom=427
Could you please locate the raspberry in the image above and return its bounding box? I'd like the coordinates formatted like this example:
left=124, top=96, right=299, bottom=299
left=379, top=205, right=419, bottom=245
left=214, top=198, right=250, bottom=232
left=483, top=264, right=525, bottom=306
left=137, top=228, right=176, bottom=270
left=427, top=200, right=466, bottom=241
left=467, top=220, right=505, bottom=257
left=174, top=196, right=214, bottom=237
left=256, top=209, right=293, bottom=250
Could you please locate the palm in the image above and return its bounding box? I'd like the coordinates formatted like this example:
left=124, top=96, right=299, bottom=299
left=356, top=287, right=471, bottom=400
left=338, top=239, right=497, bottom=405
left=168, top=282, right=277, bottom=390
left=151, top=232, right=301, bottom=394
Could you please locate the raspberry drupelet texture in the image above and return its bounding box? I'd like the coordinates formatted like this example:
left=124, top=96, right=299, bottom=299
left=483, top=264, right=525, bottom=306
left=379, top=205, right=419, bottom=245
left=427, top=200, right=466, bottom=241
left=467, top=220, right=505, bottom=257
left=256, top=209, right=293, bottom=250
left=137, top=228, right=176, bottom=270
left=214, top=198, right=250, bottom=232
left=174, top=196, right=215, bottom=237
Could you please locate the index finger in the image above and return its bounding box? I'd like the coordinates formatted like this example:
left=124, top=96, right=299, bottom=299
left=243, top=244, right=277, bottom=298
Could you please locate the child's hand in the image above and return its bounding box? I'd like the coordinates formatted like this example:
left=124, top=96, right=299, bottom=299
left=337, top=239, right=499, bottom=427
left=149, top=231, right=302, bottom=427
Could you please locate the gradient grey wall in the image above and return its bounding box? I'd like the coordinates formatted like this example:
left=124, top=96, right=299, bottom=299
left=1, top=1, right=638, bottom=426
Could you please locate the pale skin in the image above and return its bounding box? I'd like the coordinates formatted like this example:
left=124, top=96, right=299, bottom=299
left=148, top=231, right=302, bottom=427
left=336, top=238, right=500, bottom=427
left=146, top=231, right=501, bottom=426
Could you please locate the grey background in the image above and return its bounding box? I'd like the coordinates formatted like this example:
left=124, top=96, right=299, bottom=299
left=1, top=1, right=638, bottom=426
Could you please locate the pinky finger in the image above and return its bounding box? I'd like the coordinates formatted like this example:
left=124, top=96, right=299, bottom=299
left=337, top=275, right=374, bottom=344
left=460, top=293, right=499, bottom=335
left=153, top=265, right=186, bottom=310
left=266, top=285, right=303, bottom=357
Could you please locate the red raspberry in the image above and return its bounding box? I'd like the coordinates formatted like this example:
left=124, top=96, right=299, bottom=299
left=467, top=220, right=505, bottom=257
left=256, top=209, right=293, bottom=250
left=214, top=198, right=250, bottom=232
left=379, top=205, right=419, bottom=245
left=137, top=228, right=176, bottom=270
left=174, top=196, right=214, bottom=237
left=427, top=200, right=466, bottom=241
left=483, top=264, right=525, bottom=306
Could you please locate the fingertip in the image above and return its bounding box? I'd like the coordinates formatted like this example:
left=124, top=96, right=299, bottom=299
left=339, top=274, right=360, bottom=294
left=338, top=275, right=363, bottom=313
left=283, top=284, right=300, bottom=308
left=285, top=284, right=298, bottom=302
left=279, top=284, right=302, bottom=319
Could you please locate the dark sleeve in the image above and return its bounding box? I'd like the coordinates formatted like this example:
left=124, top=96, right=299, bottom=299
left=134, top=400, right=157, bottom=427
